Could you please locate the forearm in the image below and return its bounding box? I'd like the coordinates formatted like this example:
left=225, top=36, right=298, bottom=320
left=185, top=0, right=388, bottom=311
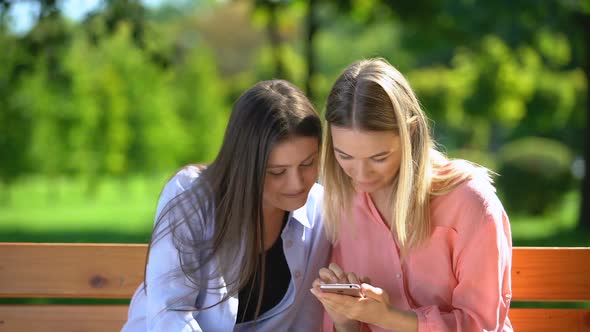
left=334, top=320, right=360, bottom=332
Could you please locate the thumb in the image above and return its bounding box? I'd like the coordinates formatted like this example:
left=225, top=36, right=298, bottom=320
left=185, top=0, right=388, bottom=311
left=361, top=284, right=389, bottom=304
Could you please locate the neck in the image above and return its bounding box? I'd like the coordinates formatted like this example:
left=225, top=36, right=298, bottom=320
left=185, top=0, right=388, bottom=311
left=369, top=186, right=395, bottom=226
left=261, top=205, right=286, bottom=251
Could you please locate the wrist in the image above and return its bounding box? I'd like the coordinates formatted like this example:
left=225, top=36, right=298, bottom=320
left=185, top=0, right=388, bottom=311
left=380, top=306, right=418, bottom=332
left=334, top=320, right=359, bottom=332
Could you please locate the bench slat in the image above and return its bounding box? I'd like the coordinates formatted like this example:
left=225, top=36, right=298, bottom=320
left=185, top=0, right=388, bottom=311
left=1, top=244, right=590, bottom=302
left=512, top=247, right=590, bottom=301
left=0, top=305, right=128, bottom=332
left=0, top=306, right=588, bottom=332
left=0, top=243, right=146, bottom=298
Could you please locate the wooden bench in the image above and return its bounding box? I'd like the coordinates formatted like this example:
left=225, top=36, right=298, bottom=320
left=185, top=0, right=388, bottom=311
left=0, top=243, right=589, bottom=331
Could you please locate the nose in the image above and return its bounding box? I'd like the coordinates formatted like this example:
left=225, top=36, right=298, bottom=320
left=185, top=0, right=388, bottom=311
left=287, top=169, right=305, bottom=193
left=353, top=160, right=372, bottom=181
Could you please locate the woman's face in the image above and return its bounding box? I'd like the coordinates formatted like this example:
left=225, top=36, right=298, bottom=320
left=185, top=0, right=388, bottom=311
left=263, top=136, right=319, bottom=213
left=330, top=126, right=402, bottom=195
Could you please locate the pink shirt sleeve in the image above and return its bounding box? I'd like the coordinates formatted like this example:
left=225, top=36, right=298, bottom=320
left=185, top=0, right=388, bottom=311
left=413, top=194, right=512, bottom=331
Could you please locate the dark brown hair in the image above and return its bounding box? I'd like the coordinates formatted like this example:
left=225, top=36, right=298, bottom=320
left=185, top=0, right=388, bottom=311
left=145, top=80, right=321, bottom=319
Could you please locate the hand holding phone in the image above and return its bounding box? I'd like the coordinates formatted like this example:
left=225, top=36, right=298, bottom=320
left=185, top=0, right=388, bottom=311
left=319, top=283, right=363, bottom=297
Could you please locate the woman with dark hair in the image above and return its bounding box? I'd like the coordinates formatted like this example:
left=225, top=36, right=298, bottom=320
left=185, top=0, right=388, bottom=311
left=122, top=80, right=330, bottom=331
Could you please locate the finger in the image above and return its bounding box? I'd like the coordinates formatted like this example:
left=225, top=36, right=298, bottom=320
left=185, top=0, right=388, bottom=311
left=329, top=263, right=346, bottom=281
left=360, top=275, right=371, bottom=284
left=318, top=291, right=359, bottom=312
left=346, top=272, right=360, bottom=284
left=361, top=283, right=388, bottom=303
left=319, top=267, right=339, bottom=283
left=310, top=288, right=321, bottom=298
left=312, top=278, right=324, bottom=289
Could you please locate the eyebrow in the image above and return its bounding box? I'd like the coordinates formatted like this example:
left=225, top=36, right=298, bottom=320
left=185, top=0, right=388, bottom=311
left=267, top=150, right=318, bottom=168
left=334, top=147, right=391, bottom=159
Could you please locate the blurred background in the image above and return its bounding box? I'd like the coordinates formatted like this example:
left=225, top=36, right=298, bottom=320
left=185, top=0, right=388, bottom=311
left=0, top=0, right=588, bottom=247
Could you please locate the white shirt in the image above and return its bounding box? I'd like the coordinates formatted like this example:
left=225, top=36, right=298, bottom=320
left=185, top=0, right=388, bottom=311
left=122, top=166, right=330, bottom=331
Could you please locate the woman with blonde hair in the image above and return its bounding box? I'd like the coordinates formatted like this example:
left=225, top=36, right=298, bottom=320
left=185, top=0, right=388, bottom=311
left=311, top=58, right=512, bottom=332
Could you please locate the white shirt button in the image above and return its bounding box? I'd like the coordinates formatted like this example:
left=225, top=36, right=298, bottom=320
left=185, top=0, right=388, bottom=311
left=285, top=240, right=293, bottom=249
left=294, top=271, right=301, bottom=278
left=396, top=273, right=401, bottom=279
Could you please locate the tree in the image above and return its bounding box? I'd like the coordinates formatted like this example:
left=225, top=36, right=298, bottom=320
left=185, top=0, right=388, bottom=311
left=172, top=45, right=229, bottom=165
left=255, top=0, right=291, bottom=79
left=84, top=0, right=147, bottom=48
left=0, top=24, right=31, bottom=203
left=65, top=22, right=185, bottom=182
left=575, top=1, right=590, bottom=231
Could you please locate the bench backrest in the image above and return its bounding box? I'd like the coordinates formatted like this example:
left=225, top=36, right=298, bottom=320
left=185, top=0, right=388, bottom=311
left=0, top=243, right=589, bottom=331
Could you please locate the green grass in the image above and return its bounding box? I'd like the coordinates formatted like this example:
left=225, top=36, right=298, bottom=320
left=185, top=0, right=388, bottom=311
left=0, top=175, right=588, bottom=246
left=0, top=175, right=165, bottom=243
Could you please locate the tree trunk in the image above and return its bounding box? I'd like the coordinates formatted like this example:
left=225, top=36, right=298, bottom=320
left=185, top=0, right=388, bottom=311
left=304, top=0, right=318, bottom=102
left=267, top=2, right=285, bottom=79
left=578, top=11, right=590, bottom=232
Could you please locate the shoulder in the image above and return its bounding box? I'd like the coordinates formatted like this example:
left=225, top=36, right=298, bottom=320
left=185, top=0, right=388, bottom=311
left=431, top=172, right=505, bottom=231
left=306, top=182, right=324, bottom=207
left=292, top=183, right=324, bottom=229
left=156, top=165, right=206, bottom=220
left=300, top=183, right=331, bottom=253
left=307, top=183, right=324, bottom=218
left=453, top=176, right=500, bottom=213
left=161, top=165, right=204, bottom=198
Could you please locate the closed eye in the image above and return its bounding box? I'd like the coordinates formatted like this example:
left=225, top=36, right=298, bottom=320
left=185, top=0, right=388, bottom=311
left=300, top=158, right=315, bottom=167
left=372, top=156, right=388, bottom=162
left=268, top=169, right=286, bottom=176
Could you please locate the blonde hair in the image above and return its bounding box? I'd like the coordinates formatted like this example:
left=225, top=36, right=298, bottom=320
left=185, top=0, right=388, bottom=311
left=320, top=58, right=491, bottom=253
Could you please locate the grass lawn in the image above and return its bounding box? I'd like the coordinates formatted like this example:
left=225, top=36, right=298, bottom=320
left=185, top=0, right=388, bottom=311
left=0, top=175, right=165, bottom=243
left=0, top=176, right=588, bottom=246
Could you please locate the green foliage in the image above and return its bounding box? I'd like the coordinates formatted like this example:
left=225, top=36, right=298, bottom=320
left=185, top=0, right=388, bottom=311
left=0, top=31, right=30, bottom=184
left=254, top=44, right=307, bottom=87
left=408, top=35, right=585, bottom=152
left=496, top=137, right=576, bottom=216
left=314, top=17, right=403, bottom=107
left=12, top=57, right=71, bottom=179
left=0, top=0, right=586, bottom=233
left=172, top=45, right=229, bottom=164
left=447, top=149, right=498, bottom=172
left=1, top=11, right=230, bottom=190
left=67, top=22, right=186, bottom=177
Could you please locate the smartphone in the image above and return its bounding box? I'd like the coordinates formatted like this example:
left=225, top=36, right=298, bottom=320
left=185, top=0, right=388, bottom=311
left=319, top=283, right=363, bottom=297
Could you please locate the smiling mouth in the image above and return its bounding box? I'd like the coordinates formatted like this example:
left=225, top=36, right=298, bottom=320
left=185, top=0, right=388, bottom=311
left=283, top=191, right=306, bottom=198
left=356, top=180, right=378, bottom=187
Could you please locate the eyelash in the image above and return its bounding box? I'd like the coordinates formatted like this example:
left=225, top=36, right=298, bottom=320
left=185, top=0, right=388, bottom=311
left=338, top=155, right=387, bottom=162
left=268, top=159, right=314, bottom=176
left=300, top=159, right=314, bottom=167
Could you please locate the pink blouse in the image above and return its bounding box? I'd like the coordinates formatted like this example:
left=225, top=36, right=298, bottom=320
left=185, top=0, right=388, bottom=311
left=323, top=176, right=513, bottom=332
